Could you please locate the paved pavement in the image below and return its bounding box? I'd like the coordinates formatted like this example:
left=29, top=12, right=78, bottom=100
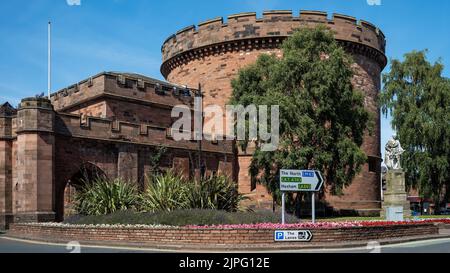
left=1, top=235, right=450, bottom=253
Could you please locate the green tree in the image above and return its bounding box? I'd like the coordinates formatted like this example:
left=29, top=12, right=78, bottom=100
left=380, top=50, right=450, bottom=211
left=230, top=26, right=372, bottom=212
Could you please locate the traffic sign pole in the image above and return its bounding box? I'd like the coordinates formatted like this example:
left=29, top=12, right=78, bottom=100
left=312, top=192, right=316, bottom=224
left=282, top=192, right=286, bottom=225
left=279, top=169, right=324, bottom=225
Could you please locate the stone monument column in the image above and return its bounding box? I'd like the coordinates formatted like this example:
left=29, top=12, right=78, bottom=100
left=381, top=136, right=411, bottom=219
left=381, top=170, right=412, bottom=218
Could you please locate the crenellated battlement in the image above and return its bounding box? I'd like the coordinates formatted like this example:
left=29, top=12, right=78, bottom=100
left=161, top=10, right=387, bottom=77
left=16, top=98, right=54, bottom=134
left=50, top=72, right=199, bottom=112
left=19, top=97, right=54, bottom=110
left=55, top=112, right=234, bottom=154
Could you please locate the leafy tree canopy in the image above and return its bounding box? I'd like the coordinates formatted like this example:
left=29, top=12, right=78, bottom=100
left=230, top=26, right=372, bottom=205
left=380, top=50, right=450, bottom=205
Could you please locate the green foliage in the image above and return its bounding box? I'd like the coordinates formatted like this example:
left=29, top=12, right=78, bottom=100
left=380, top=50, right=450, bottom=206
left=74, top=177, right=139, bottom=216
left=65, top=209, right=299, bottom=226
left=75, top=171, right=246, bottom=216
left=230, top=26, right=371, bottom=206
left=140, top=170, right=189, bottom=212
left=186, top=175, right=247, bottom=212
left=148, top=146, right=167, bottom=175
left=140, top=171, right=245, bottom=213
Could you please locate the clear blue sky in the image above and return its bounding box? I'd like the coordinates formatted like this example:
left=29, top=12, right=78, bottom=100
left=1, top=0, right=449, bottom=156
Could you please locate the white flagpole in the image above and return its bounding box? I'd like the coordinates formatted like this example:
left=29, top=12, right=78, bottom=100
left=48, top=21, right=51, bottom=99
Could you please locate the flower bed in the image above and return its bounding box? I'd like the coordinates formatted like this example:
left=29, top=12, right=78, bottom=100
left=20, top=222, right=176, bottom=229
left=184, top=219, right=450, bottom=230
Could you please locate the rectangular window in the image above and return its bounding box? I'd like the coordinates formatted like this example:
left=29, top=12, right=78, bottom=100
left=368, top=156, right=378, bottom=173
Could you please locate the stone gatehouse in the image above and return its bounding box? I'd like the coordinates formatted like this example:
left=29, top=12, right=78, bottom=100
left=1, top=10, right=387, bottom=229
left=0, top=72, right=236, bottom=228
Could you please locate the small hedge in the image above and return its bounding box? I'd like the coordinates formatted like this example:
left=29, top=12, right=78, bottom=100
left=64, top=209, right=299, bottom=226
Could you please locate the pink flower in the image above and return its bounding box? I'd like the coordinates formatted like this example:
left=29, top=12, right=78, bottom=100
left=184, top=219, right=450, bottom=230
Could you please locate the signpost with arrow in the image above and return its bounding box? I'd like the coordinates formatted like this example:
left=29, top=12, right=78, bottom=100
left=274, top=230, right=313, bottom=242
left=279, top=170, right=324, bottom=225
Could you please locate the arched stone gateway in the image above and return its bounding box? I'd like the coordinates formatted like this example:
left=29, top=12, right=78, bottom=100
left=63, top=163, right=106, bottom=219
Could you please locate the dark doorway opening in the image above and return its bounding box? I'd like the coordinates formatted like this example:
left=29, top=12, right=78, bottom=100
left=63, top=163, right=106, bottom=219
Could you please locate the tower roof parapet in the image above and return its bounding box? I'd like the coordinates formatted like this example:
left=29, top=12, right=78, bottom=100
left=161, top=10, right=387, bottom=77
left=19, top=97, right=53, bottom=110
left=49, top=72, right=199, bottom=112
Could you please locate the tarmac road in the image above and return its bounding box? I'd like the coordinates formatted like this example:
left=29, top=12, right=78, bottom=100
left=0, top=235, right=153, bottom=253
left=287, top=238, right=450, bottom=253
left=1, top=235, right=450, bottom=253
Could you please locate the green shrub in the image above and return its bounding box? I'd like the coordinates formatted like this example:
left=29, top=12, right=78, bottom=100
left=186, top=176, right=247, bottom=212
left=65, top=209, right=300, bottom=226
left=74, top=177, right=139, bottom=216
left=74, top=170, right=246, bottom=216
left=140, top=171, right=189, bottom=212
left=141, top=171, right=246, bottom=213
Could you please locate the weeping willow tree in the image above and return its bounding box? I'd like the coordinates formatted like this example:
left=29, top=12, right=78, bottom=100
left=380, top=50, right=450, bottom=211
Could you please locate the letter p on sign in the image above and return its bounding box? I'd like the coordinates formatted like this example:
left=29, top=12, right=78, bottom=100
left=276, top=232, right=284, bottom=240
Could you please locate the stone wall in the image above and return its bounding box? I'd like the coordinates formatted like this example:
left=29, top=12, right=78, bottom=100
left=8, top=223, right=439, bottom=248
left=0, top=129, right=12, bottom=230
left=53, top=136, right=234, bottom=220
left=161, top=11, right=386, bottom=69
left=51, top=72, right=195, bottom=113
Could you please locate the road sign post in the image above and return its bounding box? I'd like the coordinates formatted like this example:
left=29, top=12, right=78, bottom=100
left=282, top=192, right=286, bottom=225
left=312, top=192, right=316, bottom=224
left=280, top=170, right=324, bottom=225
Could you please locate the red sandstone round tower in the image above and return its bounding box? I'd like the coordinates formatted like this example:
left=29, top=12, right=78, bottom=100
left=161, top=10, right=387, bottom=216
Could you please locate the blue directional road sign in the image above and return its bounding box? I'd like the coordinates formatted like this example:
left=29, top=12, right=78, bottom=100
left=280, top=170, right=324, bottom=192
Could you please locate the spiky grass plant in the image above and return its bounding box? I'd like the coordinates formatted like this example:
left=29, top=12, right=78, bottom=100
left=140, top=170, right=189, bottom=212
left=186, top=175, right=247, bottom=212
left=74, top=177, right=139, bottom=216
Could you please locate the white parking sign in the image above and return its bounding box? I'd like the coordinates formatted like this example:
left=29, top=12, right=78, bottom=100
left=274, top=230, right=313, bottom=242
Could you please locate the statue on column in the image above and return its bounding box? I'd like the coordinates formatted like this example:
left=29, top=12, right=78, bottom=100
left=385, top=136, right=405, bottom=170
left=382, top=136, right=411, bottom=220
